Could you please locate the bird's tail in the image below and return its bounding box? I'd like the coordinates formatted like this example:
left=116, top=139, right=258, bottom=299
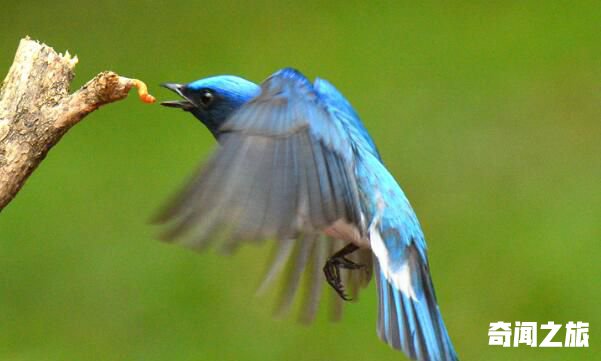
left=374, top=254, right=458, bottom=361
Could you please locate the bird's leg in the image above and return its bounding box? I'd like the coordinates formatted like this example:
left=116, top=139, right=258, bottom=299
left=323, top=243, right=364, bottom=301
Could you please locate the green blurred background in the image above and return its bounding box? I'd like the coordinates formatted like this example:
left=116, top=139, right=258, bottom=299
left=1, top=1, right=599, bottom=360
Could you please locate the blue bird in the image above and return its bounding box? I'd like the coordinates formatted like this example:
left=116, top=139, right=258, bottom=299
left=158, top=68, right=458, bottom=361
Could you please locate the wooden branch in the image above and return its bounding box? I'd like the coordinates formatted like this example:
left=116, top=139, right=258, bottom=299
left=0, top=37, right=155, bottom=211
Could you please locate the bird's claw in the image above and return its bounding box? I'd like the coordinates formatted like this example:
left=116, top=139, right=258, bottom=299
left=323, top=246, right=365, bottom=301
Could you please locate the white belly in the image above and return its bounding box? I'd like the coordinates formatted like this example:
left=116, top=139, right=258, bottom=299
left=323, top=219, right=371, bottom=248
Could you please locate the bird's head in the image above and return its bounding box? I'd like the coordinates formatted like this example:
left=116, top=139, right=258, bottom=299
left=161, top=75, right=260, bottom=138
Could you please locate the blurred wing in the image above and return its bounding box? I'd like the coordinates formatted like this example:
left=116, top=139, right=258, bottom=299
left=156, top=69, right=373, bottom=320
left=156, top=67, right=364, bottom=251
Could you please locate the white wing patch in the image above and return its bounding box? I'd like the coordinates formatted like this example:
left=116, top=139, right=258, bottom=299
left=368, top=193, right=418, bottom=302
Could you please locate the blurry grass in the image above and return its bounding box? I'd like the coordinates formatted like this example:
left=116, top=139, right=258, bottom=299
left=1, top=1, right=600, bottom=360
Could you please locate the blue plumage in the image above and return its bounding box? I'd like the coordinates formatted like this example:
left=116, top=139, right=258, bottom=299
left=158, top=68, right=458, bottom=361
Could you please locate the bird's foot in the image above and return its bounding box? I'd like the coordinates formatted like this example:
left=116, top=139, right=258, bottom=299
left=323, top=243, right=364, bottom=301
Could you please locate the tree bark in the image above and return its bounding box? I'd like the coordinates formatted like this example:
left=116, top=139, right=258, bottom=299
left=0, top=37, right=154, bottom=211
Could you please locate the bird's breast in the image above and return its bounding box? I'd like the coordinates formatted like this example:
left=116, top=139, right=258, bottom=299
left=323, top=219, right=371, bottom=248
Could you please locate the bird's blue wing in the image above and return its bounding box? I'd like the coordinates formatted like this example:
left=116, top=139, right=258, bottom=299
left=313, top=78, right=381, bottom=161
left=356, top=152, right=458, bottom=360
left=374, top=245, right=458, bottom=361
left=157, top=68, right=371, bottom=320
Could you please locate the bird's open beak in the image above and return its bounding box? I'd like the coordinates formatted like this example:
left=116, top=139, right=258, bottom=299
left=160, top=83, right=195, bottom=110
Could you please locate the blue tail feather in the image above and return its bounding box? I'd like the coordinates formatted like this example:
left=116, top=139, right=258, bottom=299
left=375, top=256, right=458, bottom=361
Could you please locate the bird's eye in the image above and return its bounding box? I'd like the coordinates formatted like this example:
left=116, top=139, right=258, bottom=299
left=199, top=89, right=214, bottom=107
